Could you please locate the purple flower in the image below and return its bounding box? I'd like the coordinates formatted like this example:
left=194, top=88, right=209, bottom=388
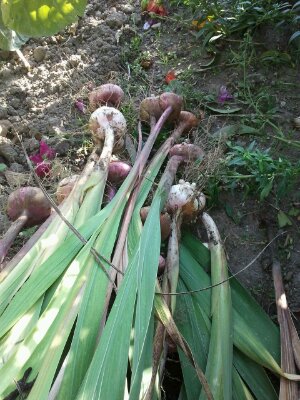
left=74, top=99, right=86, bottom=113
left=143, top=19, right=156, bottom=30
left=218, top=86, right=233, bottom=103
left=30, top=140, right=55, bottom=178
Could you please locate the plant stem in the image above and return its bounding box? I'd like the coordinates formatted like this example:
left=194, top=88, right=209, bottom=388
left=15, top=49, right=31, bottom=70
left=272, top=260, right=298, bottom=399
left=97, top=105, right=174, bottom=335
left=0, top=211, right=55, bottom=280
left=272, top=136, right=300, bottom=149
left=0, top=214, right=28, bottom=266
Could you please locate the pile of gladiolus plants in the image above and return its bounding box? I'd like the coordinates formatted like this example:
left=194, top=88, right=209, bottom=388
left=0, top=84, right=299, bottom=400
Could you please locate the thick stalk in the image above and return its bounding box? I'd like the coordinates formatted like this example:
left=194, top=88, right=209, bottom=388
left=141, top=156, right=183, bottom=400
left=0, top=214, right=28, bottom=266
left=272, top=259, right=298, bottom=400
left=97, top=106, right=174, bottom=333
left=73, top=125, right=115, bottom=225
left=0, top=211, right=56, bottom=280
left=166, top=210, right=182, bottom=314
left=200, top=212, right=233, bottom=400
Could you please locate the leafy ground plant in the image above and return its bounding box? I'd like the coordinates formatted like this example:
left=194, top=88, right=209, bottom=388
left=172, top=0, right=300, bottom=56
left=208, top=140, right=300, bottom=202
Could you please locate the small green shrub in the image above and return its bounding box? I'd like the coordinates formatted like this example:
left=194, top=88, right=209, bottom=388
left=209, top=141, right=300, bottom=202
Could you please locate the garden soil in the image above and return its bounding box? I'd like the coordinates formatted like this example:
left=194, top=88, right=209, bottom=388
left=0, top=0, right=299, bottom=388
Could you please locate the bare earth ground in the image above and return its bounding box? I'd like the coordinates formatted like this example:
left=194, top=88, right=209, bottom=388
left=0, top=0, right=299, bottom=335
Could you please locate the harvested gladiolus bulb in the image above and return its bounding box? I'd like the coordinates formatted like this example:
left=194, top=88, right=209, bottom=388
left=89, top=84, right=124, bottom=110
left=105, top=161, right=132, bottom=202
left=139, top=92, right=182, bottom=124
left=89, top=106, right=127, bottom=150
left=169, top=142, right=204, bottom=162
left=166, top=180, right=206, bottom=221
left=140, top=206, right=171, bottom=240
left=56, top=175, right=79, bottom=204
left=0, top=187, right=51, bottom=265
left=108, top=161, right=131, bottom=184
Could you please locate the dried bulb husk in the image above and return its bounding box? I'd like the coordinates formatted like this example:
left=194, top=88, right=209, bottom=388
left=169, top=143, right=205, bottom=162
left=176, top=111, right=200, bottom=133
left=159, top=92, right=183, bottom=122
left=89, top=106, right=127, bottom=148
left=139, top=92, right=183, bottom=124
left=139, top=96, right=163, bottom=123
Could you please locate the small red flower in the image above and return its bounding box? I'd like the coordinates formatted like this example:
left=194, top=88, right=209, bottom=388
left=146, top=0, right=167, bottom=16
left=165, top=70, right=176, bottom=84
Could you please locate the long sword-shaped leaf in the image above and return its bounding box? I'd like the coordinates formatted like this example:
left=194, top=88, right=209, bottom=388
left=176, top=278, right=278, bottom=400
left=0, top=302, right=42, bottom=367
left=75, top=198, right=161, bottom=400
left=0, top=212, right=107, bottom=338
left=129, top=197, right=161, bottom=399
left=179, top=238, right=283, bottom=376
left=56, top=203, right=126, bottom=399
left=232, top=369, right=255, bottom=400
left=26, top=285, right=86, bottom=400
left=199, top=212, right=233, bottom=400
left=0, top=242, right=93, bottom=397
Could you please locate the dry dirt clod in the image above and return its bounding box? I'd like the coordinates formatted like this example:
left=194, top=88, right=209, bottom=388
left=33, top=46, right=47, bottom=62
left=0, top=120, right=12, bottom=137
left=293, top=116, right=300, bottom=130
left=0, top=137, right=18, bottom=162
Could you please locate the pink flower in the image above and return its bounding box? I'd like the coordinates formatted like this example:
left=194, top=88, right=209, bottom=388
left=74, top=99, right=86, bottom=113
left=218, top=86, right=233, bottom=103
left=30, top=140, right=55, bottom=178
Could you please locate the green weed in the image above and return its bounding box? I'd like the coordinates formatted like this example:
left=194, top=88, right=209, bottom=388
left=171, top=0, right=300, bottom=57
left=208, top=141, right=300, bottom=203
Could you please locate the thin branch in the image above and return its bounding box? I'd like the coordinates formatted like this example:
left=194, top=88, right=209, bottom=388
left=158, top=231, right=286, bottom=296
left=15, top=49, right=31, bottom=71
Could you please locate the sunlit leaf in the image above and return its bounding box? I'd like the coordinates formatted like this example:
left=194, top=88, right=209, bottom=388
left=1, top=0, right=87, bottom=37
